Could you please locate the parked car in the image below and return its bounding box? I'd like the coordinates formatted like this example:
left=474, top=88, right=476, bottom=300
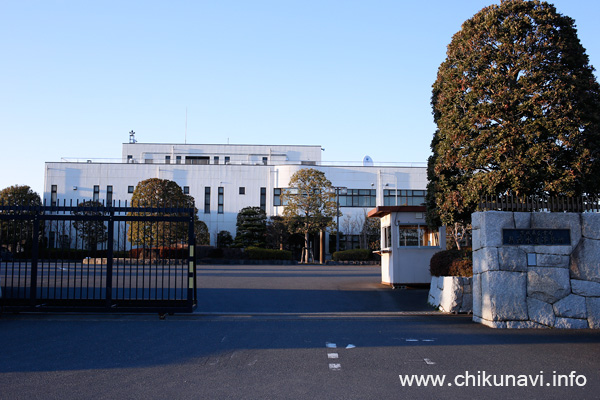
left=0, top=247, right=13, bottom=261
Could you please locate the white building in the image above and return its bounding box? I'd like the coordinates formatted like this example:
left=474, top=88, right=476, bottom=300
left=44, top=141, right=428, bottom=254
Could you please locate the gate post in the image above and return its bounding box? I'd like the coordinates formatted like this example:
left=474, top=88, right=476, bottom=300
left=188, top=213, right=196, bottom=307
left=105, top=212, right=114, bottom=308
left=30, top=214, right=40, bottom=306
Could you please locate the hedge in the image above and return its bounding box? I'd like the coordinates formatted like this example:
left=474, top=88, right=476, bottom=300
left=245, top=247, right=293, bottom=260
left=429, top=248, right=472, bottom=277
left=332, top=249, right=375, bottom=262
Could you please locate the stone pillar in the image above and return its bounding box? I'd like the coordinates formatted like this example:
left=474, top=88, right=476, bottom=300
left=472, top=211, right=600, bottom=329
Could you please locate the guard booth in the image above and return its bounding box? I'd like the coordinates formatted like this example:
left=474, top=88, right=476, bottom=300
left=368, top=206, right=445, bottom=286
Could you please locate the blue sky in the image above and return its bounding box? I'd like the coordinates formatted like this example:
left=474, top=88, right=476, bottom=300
left=1, top=0, right=599, bottom=196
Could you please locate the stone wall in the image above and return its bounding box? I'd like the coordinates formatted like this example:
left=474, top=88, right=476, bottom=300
left=472, top=211, right=600, bottom=329
left=428, top=276, right=472, bottom=313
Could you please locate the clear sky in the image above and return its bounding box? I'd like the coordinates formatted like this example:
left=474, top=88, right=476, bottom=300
left=1, top=0, right=599, bottom=196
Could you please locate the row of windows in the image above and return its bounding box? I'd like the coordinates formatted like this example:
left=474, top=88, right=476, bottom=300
left=383, top=190, right=426, bottom=206
left=129, top=155, right=270, bottom=165
left=338, top=189, right=376, bottom=208
left=383, top=224, right=440, bottom=248
left=50, top=184, right=424, bottom=211
left=274, top=188, right=423, bottom=208
left=49, top=185, right=267, bottom=214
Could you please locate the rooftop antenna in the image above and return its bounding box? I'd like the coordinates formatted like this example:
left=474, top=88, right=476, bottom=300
left=185, top=107, right=187, bottom=144
left=129, top=130, right=137, bottom=143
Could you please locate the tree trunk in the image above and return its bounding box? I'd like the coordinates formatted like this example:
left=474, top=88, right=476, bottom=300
left=302, top=232, right=310, bottom=263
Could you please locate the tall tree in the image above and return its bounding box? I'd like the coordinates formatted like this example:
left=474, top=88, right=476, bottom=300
left=428, top=0, right=600, bottom=230
left=0, top=185, right=41, bottom=254
left=234, top=206, right=267, bottom=248
left=127, top=178, right=197, bottom=247
left=73, top=200, right=108, bottom=251
left=281, top=168, right=338, bottom=263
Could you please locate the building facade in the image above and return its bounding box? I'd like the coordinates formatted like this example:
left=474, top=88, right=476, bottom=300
left=44, top=142, right=428, bottom=252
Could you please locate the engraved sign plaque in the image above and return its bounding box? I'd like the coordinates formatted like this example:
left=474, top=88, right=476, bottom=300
left=502, top=229, right=571, bottom=246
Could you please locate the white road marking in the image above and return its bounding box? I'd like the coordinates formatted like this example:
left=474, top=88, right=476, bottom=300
left=329, top=363, right=342, bottom=371
left=328, top=353, right=339, bottom=359
left=424, top=358, right=436, bottom=365
left=326, top=342, right=337, bottom=348
left=405, top=339, right=419, bottom=342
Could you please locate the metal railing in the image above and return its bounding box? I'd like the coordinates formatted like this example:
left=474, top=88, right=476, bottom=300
left=478, top=195, right=600, bottom=213
left=58, top=157, right=427, bottom=168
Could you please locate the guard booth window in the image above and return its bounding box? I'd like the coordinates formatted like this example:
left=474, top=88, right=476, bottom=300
left=398, top=225, right=439, bottom=247
left=383, top=226, right=392, bottom=248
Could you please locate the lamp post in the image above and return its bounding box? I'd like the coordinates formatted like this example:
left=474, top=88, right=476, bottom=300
left=333, top=186, right=347, bottom=253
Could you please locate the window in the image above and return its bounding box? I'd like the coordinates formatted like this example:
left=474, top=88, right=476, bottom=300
left=128, top=186, right=134, bottom=194
left=262, top=157, right=268, bottom=165
left=51, top=185, right=57, bottom=206
left=214, top=156, right=219, bottom=165
left=127, top=155, right=133, bottom=163
left=204, top=187, right=211, bottom=214
left=343, top=234, right=361, bottom=250
left=186, top=156, right=209, bottom=165
left=260, top=187, right=266, bottom=211
left=273, top=188, right=295, bottom=206
left=384, top=190, right=426, bottom=206
left=398, top=224, right=440, bottom=247
left=338, top=189, right=376, bottom=207
left=106, top=185, right=113, bottom=206
left=224, top=156, right=230, bottom=164
left=183, top=186, right=190, bottom=194
left=176, top=156, right=182, bottom=164
left=239, top=187, right=245, bottom=195
left=383, top=226, right=392, bottom=248
left=273, top=188, right=281, bottom=206
left=93, top=185, right=100, bottom=202
left=165, top=155, right=171, bottom=164
left=218, top=187, right=224, bottom=214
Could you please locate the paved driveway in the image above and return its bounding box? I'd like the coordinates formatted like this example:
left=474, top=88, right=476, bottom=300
left=1, top=263, right=599, bottom=399
left=196, top=264, right=432, bottom=314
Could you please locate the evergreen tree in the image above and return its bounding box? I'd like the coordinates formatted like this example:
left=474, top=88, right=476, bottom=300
left=0, top=185, right=41, bottom=254
left=281, top=168, right=338, bottom=263
left=234, top=206, right=267, bottom=248
left=127, top=178, right=197, bottom=247
left=428, top=0, right=600, bottom=228
left=73, top=200, right=108, bottom=251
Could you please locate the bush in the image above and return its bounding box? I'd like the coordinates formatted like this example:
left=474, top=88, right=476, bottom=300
left=429, top=249, right=472, bottom=277
left=246, top=247, right=292, bottom=260
left=217, top=231, right=234, bottom=248
left=332, top=249, right=375, bottom=262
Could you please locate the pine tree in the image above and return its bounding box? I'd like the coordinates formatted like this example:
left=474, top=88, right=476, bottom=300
left=234, top=206, right=267, bottom=248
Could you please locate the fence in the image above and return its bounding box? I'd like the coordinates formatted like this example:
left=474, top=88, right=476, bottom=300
left=478, top=195, right=600, bottom=213
left=0, top=200, right=197, bottom=314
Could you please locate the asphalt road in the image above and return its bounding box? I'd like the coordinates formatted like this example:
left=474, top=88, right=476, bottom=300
left=1, top=264, right=599, bottom=400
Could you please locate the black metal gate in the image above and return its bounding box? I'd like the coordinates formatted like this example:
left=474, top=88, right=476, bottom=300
left=0, top=202, right=197, bottom=314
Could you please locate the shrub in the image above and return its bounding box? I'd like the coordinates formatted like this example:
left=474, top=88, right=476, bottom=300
left=332, top=249, right=375, bottom=262
left=217, top=230, right=234, bottom=248
left=429, top=249, right=472, bottom=277
left=246, top=247, right=292, bottom=261
left=158, top=246, right=188, bottom=259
